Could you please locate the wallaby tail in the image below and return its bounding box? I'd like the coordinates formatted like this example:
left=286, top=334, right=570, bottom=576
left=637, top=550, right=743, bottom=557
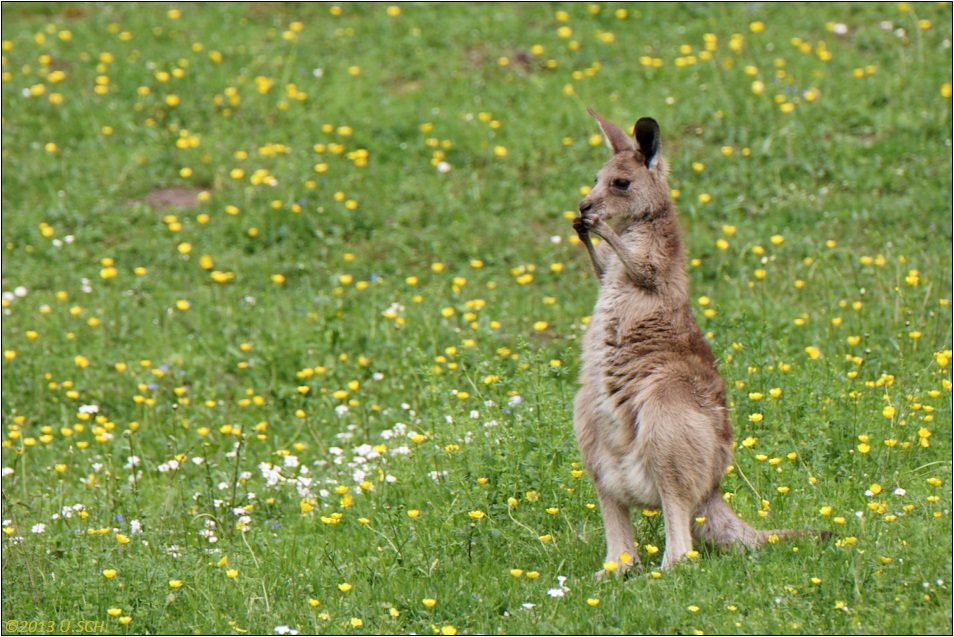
left=692, top=488, right=832, bottom=550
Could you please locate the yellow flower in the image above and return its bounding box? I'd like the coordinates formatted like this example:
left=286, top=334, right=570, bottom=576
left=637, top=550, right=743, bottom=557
left=587, top=598, right=600, bottom=607
left=408, top=509, right=420, bottom=518
left=468, top=511, right=485, bottom=519
left=423, top=598, right=437, bottom=608
left=226, top=569, right=239, bottom=578
left=804, top=346, right=821, bottom=360
left=169, top=579, right=183, bottom=588
left=337, top=583, right=352, bottom=592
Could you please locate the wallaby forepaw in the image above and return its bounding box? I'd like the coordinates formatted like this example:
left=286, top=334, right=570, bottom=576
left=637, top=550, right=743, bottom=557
left=580, top=212, right=608, bottom=237
left=572, top=215, right=589, bottom=239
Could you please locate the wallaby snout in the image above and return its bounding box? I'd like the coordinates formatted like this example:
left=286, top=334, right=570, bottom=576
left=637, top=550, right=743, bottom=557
left=578, top=198, right=598, bottom=217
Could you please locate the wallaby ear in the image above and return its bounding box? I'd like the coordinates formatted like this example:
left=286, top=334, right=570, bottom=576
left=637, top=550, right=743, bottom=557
left=588, top=108, right=636, bottom=155
left=634, top=117, right=661, bottom=169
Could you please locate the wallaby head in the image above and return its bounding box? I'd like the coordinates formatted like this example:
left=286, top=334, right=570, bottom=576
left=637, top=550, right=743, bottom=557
left=578, top=109, right=673, bottom=224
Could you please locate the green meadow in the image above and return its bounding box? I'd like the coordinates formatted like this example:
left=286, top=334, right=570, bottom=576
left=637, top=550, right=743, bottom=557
left=1, top=2, right=951, bottom=634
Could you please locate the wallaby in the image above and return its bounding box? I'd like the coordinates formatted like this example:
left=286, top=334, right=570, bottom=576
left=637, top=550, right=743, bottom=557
left=572, top=109, right=824, bottom=576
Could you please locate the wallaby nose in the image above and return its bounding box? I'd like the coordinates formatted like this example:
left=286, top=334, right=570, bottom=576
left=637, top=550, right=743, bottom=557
left=579, top=200, right=593, bottom=215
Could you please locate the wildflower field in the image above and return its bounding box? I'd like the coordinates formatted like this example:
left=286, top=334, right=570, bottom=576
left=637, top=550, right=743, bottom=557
left=2, top=2, right=952, bottom=635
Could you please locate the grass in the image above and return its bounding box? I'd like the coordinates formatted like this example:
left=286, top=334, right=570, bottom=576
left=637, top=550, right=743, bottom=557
left=1, top=2, right=951, bottom=635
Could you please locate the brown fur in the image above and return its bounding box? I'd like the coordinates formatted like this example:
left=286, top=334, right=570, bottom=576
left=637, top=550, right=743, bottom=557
left=572, top=110, right=820, bottom=575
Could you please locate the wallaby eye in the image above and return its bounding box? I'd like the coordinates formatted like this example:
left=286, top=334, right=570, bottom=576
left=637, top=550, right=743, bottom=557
left=613, top=178, right=631, bottom=189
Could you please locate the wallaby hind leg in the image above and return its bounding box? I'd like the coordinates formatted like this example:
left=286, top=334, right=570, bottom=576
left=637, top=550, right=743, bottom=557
left=593, top=485, right=640, bottom=579
left=638, top=376, right=728, bottom=569
left=659, top=492, right=694, bottom=569
left=692, top=488, right=765, bottom=549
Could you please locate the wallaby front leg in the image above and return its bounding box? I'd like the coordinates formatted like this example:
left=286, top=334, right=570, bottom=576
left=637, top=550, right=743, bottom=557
left=572, top=216, right=605, bottom=279
left=580, top=215, right=656, bottom=290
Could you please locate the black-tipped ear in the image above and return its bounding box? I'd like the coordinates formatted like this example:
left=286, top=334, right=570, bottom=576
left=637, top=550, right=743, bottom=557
left=634, top=117, right=661, bottom=169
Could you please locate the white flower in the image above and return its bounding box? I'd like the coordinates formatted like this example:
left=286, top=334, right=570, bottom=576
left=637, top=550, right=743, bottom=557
left=436, top=161, right=451, bottom=173
left=31, top=523, right=46, bottom=533
left=546, top=588, right=565, bottom=597
left=283, top=455, right=299, bottom=468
